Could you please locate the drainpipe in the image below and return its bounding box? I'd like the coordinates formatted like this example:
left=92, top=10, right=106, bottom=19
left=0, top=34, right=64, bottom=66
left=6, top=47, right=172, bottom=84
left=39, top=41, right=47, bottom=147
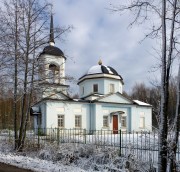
left=89, top=101, right=92, bottom=131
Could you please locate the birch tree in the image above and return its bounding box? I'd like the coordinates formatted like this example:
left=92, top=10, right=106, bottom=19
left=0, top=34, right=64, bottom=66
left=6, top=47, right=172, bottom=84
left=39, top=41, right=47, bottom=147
left=110, top=0, right=179, bottom=171
left=0, top=0, right=71, bottom=150
left=168, top=65, right=180, bottom=171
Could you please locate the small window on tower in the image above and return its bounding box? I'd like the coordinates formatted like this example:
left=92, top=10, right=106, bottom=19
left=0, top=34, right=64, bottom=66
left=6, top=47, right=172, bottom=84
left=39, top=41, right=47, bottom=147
left=82, top=86, right=84, bottom=95
left=120, top=85, right=122, bottom=93
left=109, top=84, right=115, bottom=93
left=93, top=84, right=98, bottom=93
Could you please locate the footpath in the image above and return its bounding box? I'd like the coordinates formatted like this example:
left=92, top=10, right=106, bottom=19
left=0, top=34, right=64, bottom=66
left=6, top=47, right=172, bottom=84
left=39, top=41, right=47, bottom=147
left=0, top=162, right=34, bottom=172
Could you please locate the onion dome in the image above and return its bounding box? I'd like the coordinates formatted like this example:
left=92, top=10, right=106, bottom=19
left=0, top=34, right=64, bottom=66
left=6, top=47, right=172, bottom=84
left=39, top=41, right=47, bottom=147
left=86, top=60, right=121, bottom=77
left=41, top=45, right=64, bottom=57
left=78, top=60, right=124, bottom=84
left=87, top=64, right=119, bottom=76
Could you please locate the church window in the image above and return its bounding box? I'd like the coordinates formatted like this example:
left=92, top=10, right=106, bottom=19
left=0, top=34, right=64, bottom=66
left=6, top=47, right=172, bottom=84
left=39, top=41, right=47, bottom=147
left=103, top=116, right=109, bottom=127
left=58, top=115, right=64, bottom=128
left=93, top=84, right=98, bottom=93
left=75, top=115, right=82, bottom=128
left=139, top=117, right=145, bottom=128
left=120, top=85, right=122, bottom=93
left=121, top=116, right=126, bottom=127
left=49, top=64, right=59, bottom=83
left=109, top=84, right=115, bottom=93
left=82, top=86, right=84, bottom=95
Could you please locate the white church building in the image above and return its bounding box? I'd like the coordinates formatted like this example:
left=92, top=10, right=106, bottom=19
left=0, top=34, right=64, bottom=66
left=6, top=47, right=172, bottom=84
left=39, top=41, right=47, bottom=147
left=31, top=15, right=152, bottom=133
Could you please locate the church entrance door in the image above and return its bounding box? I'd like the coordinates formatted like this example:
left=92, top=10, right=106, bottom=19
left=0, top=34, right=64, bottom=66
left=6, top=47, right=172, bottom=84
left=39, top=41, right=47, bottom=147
left=113, top=115, right=118, bottom=134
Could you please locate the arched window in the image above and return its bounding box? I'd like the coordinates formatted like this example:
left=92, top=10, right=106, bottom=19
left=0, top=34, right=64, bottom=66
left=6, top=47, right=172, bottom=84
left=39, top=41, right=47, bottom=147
left=49, top=63, right=59, bottom=83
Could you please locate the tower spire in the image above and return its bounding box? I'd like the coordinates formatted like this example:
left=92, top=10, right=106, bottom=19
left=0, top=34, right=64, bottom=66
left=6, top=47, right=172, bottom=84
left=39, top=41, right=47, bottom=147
left=49, top=12, right=55, bottom=46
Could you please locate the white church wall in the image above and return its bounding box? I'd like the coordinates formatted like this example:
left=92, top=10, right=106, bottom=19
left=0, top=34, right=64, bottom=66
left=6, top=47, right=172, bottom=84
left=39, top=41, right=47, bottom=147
left=97, top=104, right=152, bottom=133
left=79, top=79, right=104, bottom=97
left=35, top=100, right=152, bottom=133
left=104, top=78, right=123, bottom=94
left=131, top=106, right=152, bottom=132
left=94, top=104, right=130, bottom=131
left=45, top=101, right=90, bottom=129
left=90, top=104, right=96, bottom=130
left=79, top=78, right=123, bottom=98
left=94, top=104, right=103, bottom=130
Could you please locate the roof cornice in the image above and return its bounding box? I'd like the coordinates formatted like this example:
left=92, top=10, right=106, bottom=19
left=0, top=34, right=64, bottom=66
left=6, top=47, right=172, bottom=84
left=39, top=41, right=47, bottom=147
left=78, top=73, right=124, bottom=85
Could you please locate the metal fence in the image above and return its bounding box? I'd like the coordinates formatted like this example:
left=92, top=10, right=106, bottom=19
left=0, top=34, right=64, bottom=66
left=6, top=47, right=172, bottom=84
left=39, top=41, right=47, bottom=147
left=0, top=128, right=180, bottom=164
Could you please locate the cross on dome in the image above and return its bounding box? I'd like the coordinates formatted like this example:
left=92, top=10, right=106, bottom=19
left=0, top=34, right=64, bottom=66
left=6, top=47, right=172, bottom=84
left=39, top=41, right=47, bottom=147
left=98, top=59, right=102, bottom=65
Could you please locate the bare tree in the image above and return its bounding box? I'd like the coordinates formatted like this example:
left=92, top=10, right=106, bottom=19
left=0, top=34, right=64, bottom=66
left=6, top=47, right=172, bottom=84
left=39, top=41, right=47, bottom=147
left=0, top=0, right=71, bottom=150
left=130, top=82, right=150, bottom=102
left=168, top=64, right=180, bottom=171
left=110, top=0, right=179, bottom=171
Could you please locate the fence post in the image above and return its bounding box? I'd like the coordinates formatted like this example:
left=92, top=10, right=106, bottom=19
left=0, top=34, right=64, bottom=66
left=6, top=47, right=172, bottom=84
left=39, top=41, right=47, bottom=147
left=57, top=127, right=60, bottom=146
left=84, top=129, right=86, bottom=144
left=38, top=127, right=40, bottom=148
left=119, top=129, right=121, bottom=156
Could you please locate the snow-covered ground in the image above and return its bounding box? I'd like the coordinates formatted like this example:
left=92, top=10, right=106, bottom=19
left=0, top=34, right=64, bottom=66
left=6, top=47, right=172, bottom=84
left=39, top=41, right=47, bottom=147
left=2, top=129, right=180, bottom=171
left=0, top=152, right=85, bottom=172
left=0, top=137, right=154, bottom=172
left=0, top=140, right=84, bottom=172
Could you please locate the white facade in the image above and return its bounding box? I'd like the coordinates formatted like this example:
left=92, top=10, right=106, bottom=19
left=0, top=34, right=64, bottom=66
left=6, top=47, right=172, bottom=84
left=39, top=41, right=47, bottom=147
left=32, top=56, right=152, bottom=133
left=32, top=91, right=152, bottom=132
left=78, top=75, right=123, bottom=98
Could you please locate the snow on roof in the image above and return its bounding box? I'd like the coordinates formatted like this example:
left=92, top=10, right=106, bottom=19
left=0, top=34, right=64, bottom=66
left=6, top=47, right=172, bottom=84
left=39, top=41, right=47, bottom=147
left=87, top=65, right=102, bottom=74
left=73, top=99, right=79, bottom=101
left=133, top=100, right=151, bottom=106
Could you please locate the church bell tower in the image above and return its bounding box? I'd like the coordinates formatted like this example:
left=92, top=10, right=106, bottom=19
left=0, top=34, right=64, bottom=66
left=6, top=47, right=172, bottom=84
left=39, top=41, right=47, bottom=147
left=38, top=14, right=69, bottom=99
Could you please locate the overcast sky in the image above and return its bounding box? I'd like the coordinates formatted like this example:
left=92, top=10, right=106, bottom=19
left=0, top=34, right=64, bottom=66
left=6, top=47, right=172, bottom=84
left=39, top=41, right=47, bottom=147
left=51, top=0, right=164, bottom=94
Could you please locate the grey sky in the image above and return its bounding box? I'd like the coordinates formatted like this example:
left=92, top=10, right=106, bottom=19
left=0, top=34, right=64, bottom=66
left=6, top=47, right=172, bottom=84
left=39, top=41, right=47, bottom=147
left=52, top=0, right=163, bottom=94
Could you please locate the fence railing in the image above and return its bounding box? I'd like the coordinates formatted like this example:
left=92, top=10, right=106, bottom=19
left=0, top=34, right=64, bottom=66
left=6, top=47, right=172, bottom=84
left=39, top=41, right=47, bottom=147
left=0, top=128, right=180, bottom=164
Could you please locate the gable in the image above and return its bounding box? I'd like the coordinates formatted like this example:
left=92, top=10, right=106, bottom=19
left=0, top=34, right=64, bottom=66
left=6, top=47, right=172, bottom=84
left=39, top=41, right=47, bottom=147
left=43, top=91, right=71, bottom=100
left=95, top=93, right=133, bottom=104
left=82, top=93, right=104, bottom=101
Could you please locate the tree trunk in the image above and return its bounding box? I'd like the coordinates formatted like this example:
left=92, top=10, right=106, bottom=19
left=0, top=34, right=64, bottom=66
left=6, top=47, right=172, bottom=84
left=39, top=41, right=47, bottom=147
left=18, top=0, right=34, bottom=150
left=158, top=0, right=168, bottom=171
left=169, top=64, right=180, bottom=172
left=13, top=0, right=18, bottom=149
left=21, top=24, right=36, bottom=148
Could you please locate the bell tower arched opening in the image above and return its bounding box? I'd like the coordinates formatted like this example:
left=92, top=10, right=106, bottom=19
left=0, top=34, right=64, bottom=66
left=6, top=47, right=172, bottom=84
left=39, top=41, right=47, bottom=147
left=49, top=63, right=60, bottom=83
